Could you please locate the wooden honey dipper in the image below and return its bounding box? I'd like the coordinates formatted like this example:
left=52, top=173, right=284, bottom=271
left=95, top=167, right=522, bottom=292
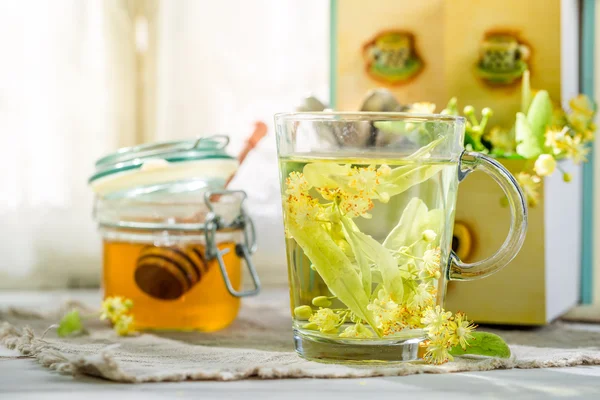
left=225, top=121, right=268, bottom=187
left=134, top=123, right=267, bottom=300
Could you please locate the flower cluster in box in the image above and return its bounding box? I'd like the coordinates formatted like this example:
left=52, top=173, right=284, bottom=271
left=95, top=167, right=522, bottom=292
left=440, top=70, right=596, bottom=207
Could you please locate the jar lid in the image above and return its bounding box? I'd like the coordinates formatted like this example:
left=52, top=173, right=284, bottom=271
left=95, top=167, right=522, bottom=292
left=89, top=136, right=238, bottom=197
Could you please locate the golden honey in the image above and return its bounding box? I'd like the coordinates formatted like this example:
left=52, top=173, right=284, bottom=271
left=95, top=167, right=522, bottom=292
left=90, top=137, right=260, bottom=333
left=103, top=240, right=241, bottom=331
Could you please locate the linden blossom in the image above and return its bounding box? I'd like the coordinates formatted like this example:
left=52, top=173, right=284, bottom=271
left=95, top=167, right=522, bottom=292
left=282, top=140, right=479, bottom=365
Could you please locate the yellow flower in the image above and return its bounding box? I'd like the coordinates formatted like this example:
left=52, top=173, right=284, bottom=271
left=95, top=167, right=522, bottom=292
left=562, top=134, right=590, bottom=164
left=421, top=305, right=452, bottom=336
left=423, top=335, right=453, bottom=365
left=544, top=127, right=569, bottom=155
left=339, top=322, right=374, bottom=338
left=284, top=172, right=326, bottom=227
left=285, top=172, right=311, bottom=198
left=447, top=312, right=476, bottom=350
left=419, top=257, right=441, bottom=282
left=516, top=172, right=541, bottom=207
left=316, top=187, right=341, bottom=201
left=348, top=165, right=379, bottom=195
left=113, top=314, right=136, bottom=336
left=308, top=308, right=340, bottom=333
left=100, top=296, right=133, bottom=323
left=408, top=102, right=436, bottom=114
left=567, top=94, right=596, bottom=141
left=408, top=283, right=434, bottom=309
left=533, top=154, right=557, bottom=177
left=339, top=192, right=374, bottom=219
left=422, top=247, right=441, bottom=270
left=569, top=94, right=595, bottom=118
left=485, top=127, right=514, bottom=153
left=404, top=309, right=423, bottom=329
left=367, top=290, right=405, bottom=335
left=288, top=195, right=321, bottom=226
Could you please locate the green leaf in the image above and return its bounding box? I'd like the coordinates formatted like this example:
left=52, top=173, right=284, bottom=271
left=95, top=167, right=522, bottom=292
left=302, top=162, right=347, bottom=189
left=515, top=112, right=542, bottom=159
left=526, top=90, right=552, bottom=140
left=341, top=216, right=403, bottom=302
left=379, top=165, right=444, bottom=198
left=406, top=137, right=445, bottom=160
left=449, top=332, right=512, bottom=359
left=57, top=310, right=83, bottom=337
left=516, top=90, right=552, bottom=159
left=286, top=220, right=381, bottom=337
left=340, top=217, right=372, bottom=298
left=383, top=197, right=428, bottom=251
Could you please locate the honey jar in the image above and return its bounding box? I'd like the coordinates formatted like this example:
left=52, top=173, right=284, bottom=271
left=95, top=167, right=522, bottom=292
left=89, top=136, right=260, bottom=331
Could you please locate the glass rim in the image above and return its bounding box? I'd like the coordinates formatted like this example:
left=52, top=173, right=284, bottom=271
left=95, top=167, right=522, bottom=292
left=274, top=111, right=465, bottom=123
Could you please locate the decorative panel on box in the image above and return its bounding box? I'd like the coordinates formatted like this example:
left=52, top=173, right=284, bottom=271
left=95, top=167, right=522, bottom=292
left=330, top=0, right=582, bottom=324
left=332, top=0, right=567, bottom=127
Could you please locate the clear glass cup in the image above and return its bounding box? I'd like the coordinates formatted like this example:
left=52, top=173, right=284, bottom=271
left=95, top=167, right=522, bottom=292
left=274, top=112, right=527, bottom=363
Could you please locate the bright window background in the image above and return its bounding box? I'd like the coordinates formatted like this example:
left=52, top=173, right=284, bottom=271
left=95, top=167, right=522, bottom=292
left=0, top=0, right=328, bottom=288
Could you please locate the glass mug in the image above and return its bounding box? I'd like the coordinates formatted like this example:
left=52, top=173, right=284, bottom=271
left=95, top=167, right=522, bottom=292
left=274, top=112, right=527, bottom=363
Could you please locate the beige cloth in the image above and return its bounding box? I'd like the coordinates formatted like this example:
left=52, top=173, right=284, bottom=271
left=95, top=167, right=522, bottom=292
left=1, top=292, right=600, bottom=382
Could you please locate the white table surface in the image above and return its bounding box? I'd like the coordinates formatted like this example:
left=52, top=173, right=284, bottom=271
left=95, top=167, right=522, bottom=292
left=1, top=290, right=600, bottom=400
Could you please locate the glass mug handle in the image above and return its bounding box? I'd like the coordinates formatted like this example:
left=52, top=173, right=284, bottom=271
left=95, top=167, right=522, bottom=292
left=449, top=151, right=528, bottom=280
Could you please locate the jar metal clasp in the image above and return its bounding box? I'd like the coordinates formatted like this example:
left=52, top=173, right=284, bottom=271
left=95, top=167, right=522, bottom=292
left=204, top=190, right=261, bottom=298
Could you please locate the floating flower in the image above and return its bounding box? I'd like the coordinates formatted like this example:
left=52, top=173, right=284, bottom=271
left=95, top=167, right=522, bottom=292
left=403, top=308, right=424, bottom=329
left=533, top=154, right=557, bottom=177
left=447, top=312, right=476, bottom=350
left=339, top=322, right=374, bottom=338
left=347, top=165, right=379, bottom=195
left=408, top=283, right=434, bottom=309
left=291, top=196, right=322, bottom=226
left=516, top=172, right=541, bottom=207
left=422, top=247, right=441, bottom=270
left=316, top=187, right=341, bottom=201
left=367, top=290, right=405, bottom=335
left=421, top=305, right=452, bottom=336
left=308, top=308, right=341, bottom=333
left=285, top=172, right=311, bottom=198
left=339, top=192, right=374, bottom=219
